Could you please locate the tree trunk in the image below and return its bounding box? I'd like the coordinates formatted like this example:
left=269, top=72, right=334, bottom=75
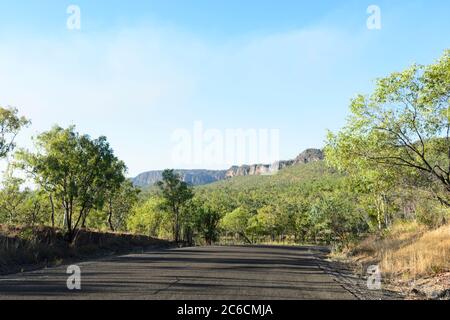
left=108, top=198, right=115, bottom=232
left=239, top=232, right=252, bottom=244
left=174, top=206, right=180, bottom=243
left=81, top=210, right=87, bottom=228
left=49, top=194, right=55, bottom=228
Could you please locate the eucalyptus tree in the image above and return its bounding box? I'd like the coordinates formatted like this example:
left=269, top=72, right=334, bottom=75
left=326, top=49, right=450, bottom=207
left=156, top=169, right=193, bottom=242
left=104, top=180, right=140, bottom=232
left=189, top=199, right=222, bottom=245
left=0, top=106, right=30, bottom=159
left=17, top=126, right=126, bottom=242
left=220, top=207, right=253, bottom=244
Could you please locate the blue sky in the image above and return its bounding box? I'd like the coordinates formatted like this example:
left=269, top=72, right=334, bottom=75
left=0, top=0, right=449, bottom=175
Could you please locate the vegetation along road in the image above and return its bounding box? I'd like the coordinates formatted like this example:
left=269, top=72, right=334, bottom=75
left=0, top=246, right=358, bottom=300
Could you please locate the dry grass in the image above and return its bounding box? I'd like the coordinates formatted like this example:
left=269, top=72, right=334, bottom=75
left=348, top=222, right=449, bottom=281
left=351, top=222, right=425, bottom=260
left=381, top=224, right=450, bottom=279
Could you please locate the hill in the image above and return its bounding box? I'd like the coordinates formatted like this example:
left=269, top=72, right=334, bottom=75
left=198, top=159, right=336, bottom=192
left=132, top=169, right=227, bottom=187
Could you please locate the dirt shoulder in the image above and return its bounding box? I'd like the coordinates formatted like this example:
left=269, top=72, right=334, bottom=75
left=314, top=250, right=403, bottom=300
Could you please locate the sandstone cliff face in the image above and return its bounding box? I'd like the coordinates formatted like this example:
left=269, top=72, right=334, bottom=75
left=132, top=149, right=324, bottom=187
left=224, top=160, right=295, bottom=178
left=225, top=149, right=323, bottom=178
left=225, top=165, right=269, bottom=178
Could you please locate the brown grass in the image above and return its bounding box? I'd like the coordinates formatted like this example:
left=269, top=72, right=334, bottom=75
left=348, top=222, right=449, bottom=281
left=380, top=224, right=450, bottom=279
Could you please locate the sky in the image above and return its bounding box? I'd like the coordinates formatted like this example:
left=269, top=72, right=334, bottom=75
left=0, top=0, right=449, bottom=176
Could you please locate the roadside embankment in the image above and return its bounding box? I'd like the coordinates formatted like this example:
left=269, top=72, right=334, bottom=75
left=0, top=224, right=173, bottom=275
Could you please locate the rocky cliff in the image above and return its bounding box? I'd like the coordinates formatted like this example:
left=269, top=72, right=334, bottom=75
left=294, top=148, right=324, bottom=164
left=132, top=148, right=324, bottom=187
left=225, top=149, right=323, bottom=178
left=224, top=160, right=295, bottom=178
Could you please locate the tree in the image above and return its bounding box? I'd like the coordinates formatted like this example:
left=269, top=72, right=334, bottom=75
left=16, top=126, right=126, bottom=242
left=308, top=192, right=367, bottom=248
left=326, top=49, right=450, bottom=205
left=156, top=169, right=193, bottom=242
left=248, top=206, right=278, bottom=241
left=0, top=167, right=51, bottom=226
left=104, top=180, right=140, bottom=232
left=0, top=106, right=30, bottom=159
left=220, top=207, right=253, bottom=244
left=191, top=201, right=222, bottom=245
left=0, top=172, right=27, bottom=224
left=127, top=197, right=171, bottom=238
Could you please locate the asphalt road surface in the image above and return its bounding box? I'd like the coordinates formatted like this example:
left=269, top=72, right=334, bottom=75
left=0, top=245, right=357, bottom=300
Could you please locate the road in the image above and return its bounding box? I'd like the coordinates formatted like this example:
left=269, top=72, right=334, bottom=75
left=0, top=245, right=357, bottom=300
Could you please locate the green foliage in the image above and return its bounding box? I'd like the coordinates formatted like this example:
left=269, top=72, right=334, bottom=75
left=221, top=207, right=253, bottom=243
left=190, top=200, right=222, bottom=245
left=105, top=180, right=140, bottom=232
left=156, top=169, right=194, bottom=242
left=127, top=196, right=172, bottom=238
left=0, top=173, right=28, bottom=224
left=415, top=198, right=449, bottom=228
left=85, top=180, right=140, bottom=232
left=16, top=126, right=126, bottom=242
left=324, top=49, right=450, bottom=236
left=193, top=161, right=370, bottom=246
left=308, top=191, right=367, bottom=247
left=326, top=50, right=450, bottom=206
left=191, top=161, right=359, bottom=244
left=0, top=167, right=51, bottom=226
left=0, top=106, right=30, bottom=159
